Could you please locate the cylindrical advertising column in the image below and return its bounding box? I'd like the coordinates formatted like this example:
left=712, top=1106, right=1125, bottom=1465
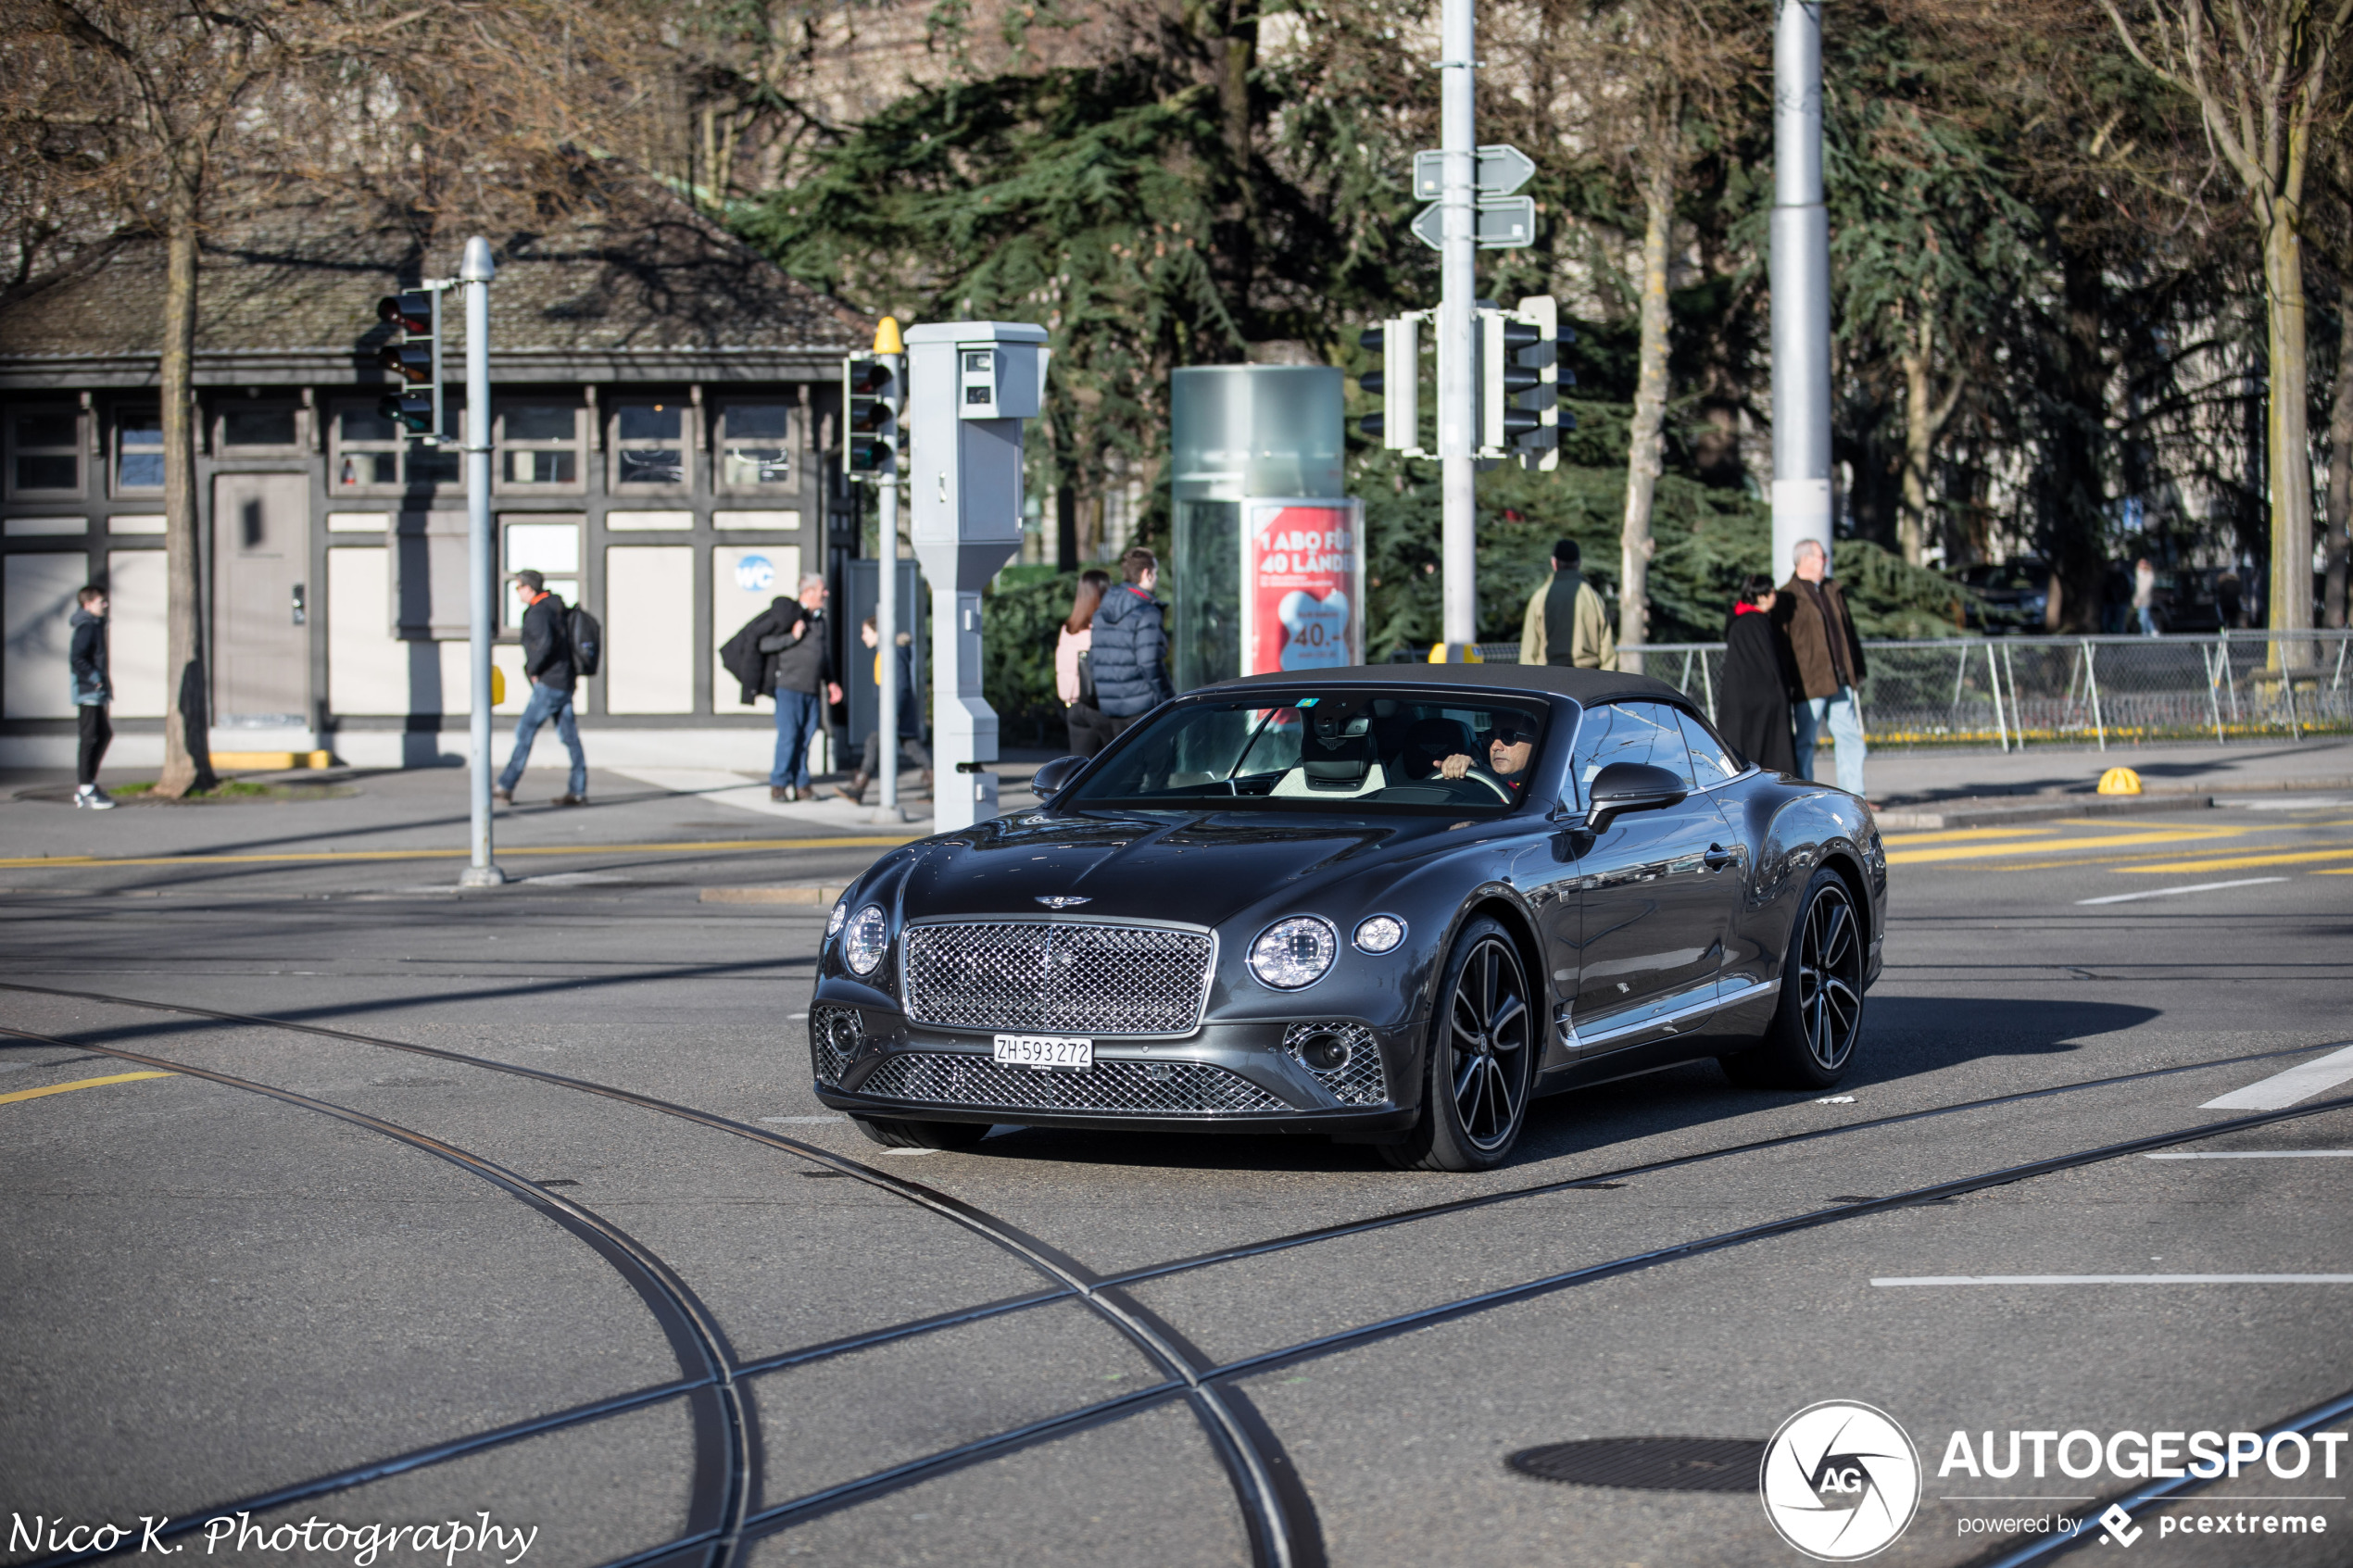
left=1170, top=366, right=1356, bottom=689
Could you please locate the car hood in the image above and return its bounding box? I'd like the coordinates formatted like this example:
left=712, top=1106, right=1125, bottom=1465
left=881, top=809, right=1488, bottom=929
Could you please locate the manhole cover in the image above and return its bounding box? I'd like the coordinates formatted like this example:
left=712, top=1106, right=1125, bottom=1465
left=1506, top=1436, right=1768, bottom=1493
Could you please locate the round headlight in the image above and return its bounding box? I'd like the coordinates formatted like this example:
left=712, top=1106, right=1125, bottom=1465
left=1248, top=916, right=1338, bottom=990
left=825, top=898, right=849, bottom=938
left=841, top=905, right=890, bottom=976
left=1353, top=914, right=1407, bottom=954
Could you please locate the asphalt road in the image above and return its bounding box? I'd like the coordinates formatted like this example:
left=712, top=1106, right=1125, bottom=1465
left=3, top=769, right=2350, bottom=1568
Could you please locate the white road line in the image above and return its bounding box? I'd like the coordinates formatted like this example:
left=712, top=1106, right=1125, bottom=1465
left=2145, top=1150, right=2353, bottom=1159
left=2200, top=1042, right=2353, bottom=1110
left=1873, top=1274, right=2353, bottom=1286
left=2076, top=876, right=2287, bottom=905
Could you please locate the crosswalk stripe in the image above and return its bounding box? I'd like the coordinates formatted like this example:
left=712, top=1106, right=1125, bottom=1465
left=2200, top=1043, right=2353, bottom=1110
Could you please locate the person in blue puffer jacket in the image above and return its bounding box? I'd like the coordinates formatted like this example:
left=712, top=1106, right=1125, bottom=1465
left=1088, top=547, right=1173, bottom=736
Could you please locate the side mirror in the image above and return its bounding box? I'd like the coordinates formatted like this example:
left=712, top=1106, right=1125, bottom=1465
left=1583, top=761, right=1689, bottom=833
left=1030, top=755, right=1088, bottom=801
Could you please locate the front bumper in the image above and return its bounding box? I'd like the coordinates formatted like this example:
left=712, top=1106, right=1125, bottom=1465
left=806, top=988, right=1422, bottom=1135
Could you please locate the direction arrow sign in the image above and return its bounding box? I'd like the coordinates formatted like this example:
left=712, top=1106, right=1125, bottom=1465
left=1411, top=194, right=1539, bottom=251
left=1412, top=144, right=1539, bottom=202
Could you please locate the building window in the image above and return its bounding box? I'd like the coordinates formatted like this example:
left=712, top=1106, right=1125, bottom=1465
left=716, top=402, right=793, bottom=495
left=6, top=408, right=82, bottom=498
left=333, top=406, right=403, bottom=492
left=611, top=399, right=688, bottom=492
left=220, top=403, right=299, bottom=451
left=497, top=403, right=583, bottom=492
left=115, top=409, right=164, bottom=495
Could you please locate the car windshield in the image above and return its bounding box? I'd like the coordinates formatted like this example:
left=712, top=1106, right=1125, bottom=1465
left=1060, top=690, right=1555, bottom=813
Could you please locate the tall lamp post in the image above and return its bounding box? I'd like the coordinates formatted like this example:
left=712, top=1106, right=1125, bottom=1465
left=1770, top=0, right=1832, bottom=584
left=458, top=235, right=505, bottom=888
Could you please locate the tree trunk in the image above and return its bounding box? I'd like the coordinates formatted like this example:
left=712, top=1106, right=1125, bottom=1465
left=1618, top=145, right=1673, bottom=671
left=2045, top=241, right=2108, bottom=633
left=156, top=172, right=215, bottom=798
left=2323, top=274, right=2351, bottom=631
left=2260, top=210, right=2315, bottom=664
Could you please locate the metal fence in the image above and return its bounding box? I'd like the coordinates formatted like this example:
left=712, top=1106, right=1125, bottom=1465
left=1460, top=632, right=2353, bottom=749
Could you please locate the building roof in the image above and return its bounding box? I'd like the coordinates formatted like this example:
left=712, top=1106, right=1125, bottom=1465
left=0, top=179, right=872, bottom=389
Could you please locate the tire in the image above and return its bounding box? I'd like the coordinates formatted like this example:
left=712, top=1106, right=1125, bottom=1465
left=1718, top=867, right=1867, bottom=1091
left=850, top=1115, right=993, bottom=1151
left=1384, top=916, right=1537, bottom=1172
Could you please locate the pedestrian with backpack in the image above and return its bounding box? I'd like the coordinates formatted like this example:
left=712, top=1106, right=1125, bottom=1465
left=68, top=584, right=115, bottom=809
left=494, top=570, right=589, bottom=808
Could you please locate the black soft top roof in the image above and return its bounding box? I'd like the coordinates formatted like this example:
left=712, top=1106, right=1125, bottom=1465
left=1200, top=661, right=1690, bottom=709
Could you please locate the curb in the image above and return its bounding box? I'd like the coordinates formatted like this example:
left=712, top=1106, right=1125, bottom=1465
left=698, top=884, right=850, bottom=906
left=1875, top=795, right=2216, bottom=831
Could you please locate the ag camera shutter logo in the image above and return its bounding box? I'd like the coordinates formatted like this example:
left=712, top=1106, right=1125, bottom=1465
left=1760, top=1400, right=1922, bottom=1561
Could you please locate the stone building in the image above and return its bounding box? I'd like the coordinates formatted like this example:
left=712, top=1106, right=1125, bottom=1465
left=0, top=185, right=869, bottom=771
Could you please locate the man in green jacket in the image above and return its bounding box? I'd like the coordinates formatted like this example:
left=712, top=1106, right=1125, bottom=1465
left=1517, top=539, right=1617, bottom=670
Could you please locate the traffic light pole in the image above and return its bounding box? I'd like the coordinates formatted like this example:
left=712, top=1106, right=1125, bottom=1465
left=458, top=237, right=506, bottom=888
left=875, top=320, right=904, bottom=822
left=1438, top=0, right=1477, bottom=650
left=1770, top=0, right=1832, bottom=583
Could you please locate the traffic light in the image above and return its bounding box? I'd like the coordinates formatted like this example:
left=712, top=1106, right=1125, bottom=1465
left=1356, top=311, right=1428, bottom=455
left=1478, top=295, right=1570, bottom=470
left=375, top=289, right=442, bottom=439
left=843, top=351, right=902, bottom=482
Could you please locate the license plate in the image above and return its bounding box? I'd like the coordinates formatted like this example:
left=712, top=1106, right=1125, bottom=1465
left=992, top=1034, right=1093, bottom=1071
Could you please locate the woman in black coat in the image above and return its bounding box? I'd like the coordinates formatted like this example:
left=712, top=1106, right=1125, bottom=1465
left=1718, top=574, right=1799, bottom=776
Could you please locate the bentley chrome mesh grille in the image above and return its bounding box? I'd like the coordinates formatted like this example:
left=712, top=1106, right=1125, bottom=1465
left=809, top=1006, right=862, bottom=1086
left=901, top=922, right=1213, bottom=1035
left=859, top=1053, right=1288, bottom=1115
left=1282, top=1022, right=1388, bottom=1106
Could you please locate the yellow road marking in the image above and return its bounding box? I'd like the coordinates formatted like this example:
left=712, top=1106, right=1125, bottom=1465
left=1877, top=826, right=2057, bottom=847
left=2123, top=847, right=2353, bottom=874
left=1885, top=826, right=2255, bottom=865
left=0, top=1071, right=173, bottom=1107
left=0, top=835, right=920, bottom=872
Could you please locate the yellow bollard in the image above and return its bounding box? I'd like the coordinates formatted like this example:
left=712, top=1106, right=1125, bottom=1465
left=491, top=665, right=506, bottom=706
left=1428, top=643, right=1485, bottom=664
left=2096, top=766, right=2142, bottom=796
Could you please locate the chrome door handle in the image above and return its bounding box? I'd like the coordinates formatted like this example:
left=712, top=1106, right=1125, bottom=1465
left=1703, top=844, right=1734, bottom=871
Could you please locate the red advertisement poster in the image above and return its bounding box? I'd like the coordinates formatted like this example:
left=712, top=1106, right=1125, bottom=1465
left=1243, top=502, right=1362, bottom=677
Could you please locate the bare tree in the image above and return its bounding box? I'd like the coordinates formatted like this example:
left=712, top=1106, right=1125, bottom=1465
left=0, top=1, right=656, bottom=795
left=2101, top=0, right=2352, bottom=653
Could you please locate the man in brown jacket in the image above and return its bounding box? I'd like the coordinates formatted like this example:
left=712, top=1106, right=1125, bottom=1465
left=1772, top=538, right=1869, bottom=797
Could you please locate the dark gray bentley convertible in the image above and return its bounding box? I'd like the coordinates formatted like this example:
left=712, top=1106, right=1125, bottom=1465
left=809, top=664, right=1886, bottom=1170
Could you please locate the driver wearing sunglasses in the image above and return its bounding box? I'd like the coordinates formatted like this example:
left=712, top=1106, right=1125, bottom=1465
left=1438, top=722, right=1537, bottom=794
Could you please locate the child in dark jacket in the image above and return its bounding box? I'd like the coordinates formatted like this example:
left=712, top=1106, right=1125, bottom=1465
left=68, top=585, right=115, bottom=809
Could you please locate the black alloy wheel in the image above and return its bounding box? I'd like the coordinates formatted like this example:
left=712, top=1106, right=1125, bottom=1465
left=1720, top=867, right=1867, bottom=1091
left=1386, top=916, right=1535, bottom=1172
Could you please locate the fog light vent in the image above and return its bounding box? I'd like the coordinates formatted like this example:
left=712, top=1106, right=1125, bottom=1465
left=809, top=1006, right=863, bottom=1086
left=1280, top=1021, right=1386, bottom=1106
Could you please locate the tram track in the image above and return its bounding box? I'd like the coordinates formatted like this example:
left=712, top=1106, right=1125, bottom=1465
left=6, top=982, right=2351, bottom=1566
left=0, top=992, right=1312, bottom=1568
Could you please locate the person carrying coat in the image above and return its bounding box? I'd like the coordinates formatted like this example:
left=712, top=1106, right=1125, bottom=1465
left=1088, top=547, right=1173, bottom=735
left=1517, top=538, right=1617, bottom=670
left=721, top=576, right=843, bottom=801
left=1772, top=538, right=1869, bottom=797
left=69, top=585, right=115, bottom=809
left=1718, top=574, right=1798, bottom=776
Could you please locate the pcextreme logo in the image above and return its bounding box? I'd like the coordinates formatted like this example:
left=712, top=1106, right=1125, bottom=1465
left=1760, top=1400, right=1924, bottom=1562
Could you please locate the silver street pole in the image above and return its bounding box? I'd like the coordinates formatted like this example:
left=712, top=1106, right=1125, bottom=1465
left=875, top=319, right=904, bottom=821
left=459, top=236, right=505, bottom=888
left=1770, top=0, right=1832, bottom=584
left=1439, top=0, right=1477, bottom=650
